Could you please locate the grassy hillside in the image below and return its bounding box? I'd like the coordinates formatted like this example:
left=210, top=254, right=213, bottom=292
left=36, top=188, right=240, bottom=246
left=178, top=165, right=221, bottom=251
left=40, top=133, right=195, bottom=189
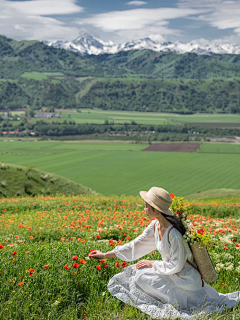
left=0, top=162, right=95, bottom=198
left=1, top=76, right=240, bottom=112
left=78, top=78, right=240, bottom=113
left=87, top=49, right=240, bottom=79
left=185, top=188, right=240, bottom=201
left=0, top=36, right=129, bottom=79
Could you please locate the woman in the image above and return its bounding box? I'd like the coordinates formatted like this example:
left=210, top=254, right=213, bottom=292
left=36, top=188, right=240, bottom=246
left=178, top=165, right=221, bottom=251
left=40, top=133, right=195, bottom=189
left=89, top=187, right=240, bottom=319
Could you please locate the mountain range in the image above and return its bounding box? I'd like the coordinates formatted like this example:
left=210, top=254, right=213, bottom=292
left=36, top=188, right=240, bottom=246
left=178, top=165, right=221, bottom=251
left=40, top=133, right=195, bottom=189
left=45, top=33, right=240, bottom=56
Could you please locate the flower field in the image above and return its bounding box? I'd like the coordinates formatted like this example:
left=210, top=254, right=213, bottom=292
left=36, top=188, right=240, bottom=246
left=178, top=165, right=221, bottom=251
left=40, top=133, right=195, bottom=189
left=0, top=195, right=240, bottom=320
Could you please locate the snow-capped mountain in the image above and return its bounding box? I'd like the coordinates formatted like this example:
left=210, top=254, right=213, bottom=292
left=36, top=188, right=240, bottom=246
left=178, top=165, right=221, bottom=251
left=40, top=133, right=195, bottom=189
left=45, top=33, right=240, bottom=56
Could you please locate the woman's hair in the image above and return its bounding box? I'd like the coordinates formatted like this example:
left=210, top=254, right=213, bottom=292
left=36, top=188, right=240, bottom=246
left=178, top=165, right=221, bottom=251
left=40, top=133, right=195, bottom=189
left=161, top=212, right=186, bottom=236
left=150, top=205, right=186, bottom=236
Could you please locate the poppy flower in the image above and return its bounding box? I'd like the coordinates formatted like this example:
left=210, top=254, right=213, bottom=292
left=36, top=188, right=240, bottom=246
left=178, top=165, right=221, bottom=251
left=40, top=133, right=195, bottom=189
left=72, top=256, right=78, bottom=260
left=115, top=261, right=120, bottom=268
left=44, top=265, right=49, bottom=270
left=96, top=235, right=101, bottom=239
left=96, top=265, right=101, bottom=271
left=170, top=194, right=175, bottom=199
left=80, top=259, right=87, bottom=264
left=222, top=283, right=226, bottom=286
left=100, top=259, right=106, bottom=263
left=0, top=244, right=3, bottom=249
left=29, top=236, right=33, bottom=239
left=73, top=262, right=79, bottom=268
left=12, top=251, right=17, bottom=256
left=64, top=264, right=70, bottom=270
left=26, top=251, right=30, bottom=254
left=223, top=246, right=228, bottom=250
left=120, top=262, right=128, bottom=268
left=18, top=281, right=24, bottom=286
left=28, top=268, right=35, bottom=276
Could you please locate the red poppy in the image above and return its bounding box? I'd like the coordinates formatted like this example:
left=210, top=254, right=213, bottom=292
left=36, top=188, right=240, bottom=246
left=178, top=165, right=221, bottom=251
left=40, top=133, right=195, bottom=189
left=12, top=251, right=17, bottom=256
left=28, top=268, right=35, bottom=276
left=222, top=283, right=226, bottom=286
left=100, top=259, right=106, bottom=263
left=236, top=243, right=239, bottom=248
left=223, top=246, right=228, bottom=250
left=64, top=264, right=70, bottom=270
left=96, top=235, right=101, bottom=239
left=0, top=244, right=3, bottom=249
left=197, top=229, right=204, bottom=235
left=115, top=261, right=120, bottom=268
left=120, top=262, right=128, bottom=268
left=26, top=251, right=30, bottom=254
left=170, top=194, right=175, bottom=199
left=18, top=281, right=24, bottom=286
left=73, top=262, right=79, bottom=268
left=80, top=259, right=87, bottom=264
left=96, top=265, right=101, bottom=271
left=72, top=256, right=78, bottom=260
left=44, top=265, right=49, bottom=270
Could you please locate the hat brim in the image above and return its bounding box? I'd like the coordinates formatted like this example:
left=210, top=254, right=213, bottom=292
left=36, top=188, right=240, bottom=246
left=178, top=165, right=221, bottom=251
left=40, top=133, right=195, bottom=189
left=140, top=191, right=173, bottom=216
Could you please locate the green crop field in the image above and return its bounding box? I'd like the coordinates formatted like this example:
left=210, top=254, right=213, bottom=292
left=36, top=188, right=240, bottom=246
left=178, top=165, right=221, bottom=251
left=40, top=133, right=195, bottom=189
left=198, top=143, right=240, bottom=154
left=0, top=141, right=239, bottom=197
left=53, top=109, right=240, bottom=126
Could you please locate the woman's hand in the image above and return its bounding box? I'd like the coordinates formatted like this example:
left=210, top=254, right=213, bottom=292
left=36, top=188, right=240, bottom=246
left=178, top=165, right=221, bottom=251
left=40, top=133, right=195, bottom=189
left=88, top=250, right=104, bottom=259
left=136, top=259, right=155, bottom=269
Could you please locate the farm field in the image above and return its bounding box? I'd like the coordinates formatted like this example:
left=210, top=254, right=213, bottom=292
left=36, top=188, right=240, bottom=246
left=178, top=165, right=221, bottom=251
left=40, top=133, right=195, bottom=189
left=198, top=143, right=240, bottom=154
left=0, top=194, right=239, bottom=319
left=52, top=109, right=240, bottom=126
left=0, top=141, right=239, bottom=196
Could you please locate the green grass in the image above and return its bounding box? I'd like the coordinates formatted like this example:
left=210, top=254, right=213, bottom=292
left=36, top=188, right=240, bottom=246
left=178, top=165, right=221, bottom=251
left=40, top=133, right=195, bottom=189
left=185, top=188, right=240, bottom=201
left=0, top=162, right=95, bottom=198
left=0, top=141, right=239, bottom=197
left=198, top=143, right=240, bottom=154
left=0, top=195, right=239, bottom=319
left=53, top=108, right=240, bottom=125
left=21, top=72, right=65, bottom=81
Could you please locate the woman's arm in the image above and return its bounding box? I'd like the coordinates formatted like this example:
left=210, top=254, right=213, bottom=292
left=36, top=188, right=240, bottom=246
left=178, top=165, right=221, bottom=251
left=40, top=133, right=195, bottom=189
left=113, top=220, right=156, bottom=262
left=89, top=249, right=116, bottom=260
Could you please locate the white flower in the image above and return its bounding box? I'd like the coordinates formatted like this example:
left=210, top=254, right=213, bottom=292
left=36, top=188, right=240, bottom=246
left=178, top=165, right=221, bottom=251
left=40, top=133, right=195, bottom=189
left=225, top=263, right=234, bottom=271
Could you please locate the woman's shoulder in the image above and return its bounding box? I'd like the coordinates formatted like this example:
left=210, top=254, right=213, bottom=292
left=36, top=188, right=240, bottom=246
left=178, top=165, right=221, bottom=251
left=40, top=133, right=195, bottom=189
left=168, top=226, right=183, bottom=241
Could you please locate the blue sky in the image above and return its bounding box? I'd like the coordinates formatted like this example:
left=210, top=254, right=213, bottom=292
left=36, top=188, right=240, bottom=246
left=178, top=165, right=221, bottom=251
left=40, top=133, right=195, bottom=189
left=0, top=0, right=240, bottom=44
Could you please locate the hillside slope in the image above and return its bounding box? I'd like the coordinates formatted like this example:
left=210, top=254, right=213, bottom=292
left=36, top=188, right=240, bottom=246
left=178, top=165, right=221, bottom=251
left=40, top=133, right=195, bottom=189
left=0, top=163, right=96, bottom=198
left=87, top=50, right=240, bottom=79
left=0, top=36, right=130, bottom=79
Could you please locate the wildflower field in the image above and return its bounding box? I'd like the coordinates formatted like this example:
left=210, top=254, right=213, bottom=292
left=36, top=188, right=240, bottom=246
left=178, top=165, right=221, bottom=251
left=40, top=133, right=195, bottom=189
left=0, top=194, right=240, bottom=320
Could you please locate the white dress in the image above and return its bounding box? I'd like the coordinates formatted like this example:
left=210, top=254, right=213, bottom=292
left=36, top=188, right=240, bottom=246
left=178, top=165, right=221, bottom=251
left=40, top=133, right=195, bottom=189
left=107, top=220, right=240, bottom=319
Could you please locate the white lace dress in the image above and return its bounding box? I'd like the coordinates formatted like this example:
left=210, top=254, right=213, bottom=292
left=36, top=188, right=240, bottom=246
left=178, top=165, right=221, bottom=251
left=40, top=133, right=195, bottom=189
left=107, top=220, right=240, bottom=319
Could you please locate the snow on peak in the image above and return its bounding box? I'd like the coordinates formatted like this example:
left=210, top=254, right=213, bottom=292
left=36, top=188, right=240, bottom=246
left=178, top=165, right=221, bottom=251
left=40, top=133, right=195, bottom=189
left=45, top=34, right=240, bottom=56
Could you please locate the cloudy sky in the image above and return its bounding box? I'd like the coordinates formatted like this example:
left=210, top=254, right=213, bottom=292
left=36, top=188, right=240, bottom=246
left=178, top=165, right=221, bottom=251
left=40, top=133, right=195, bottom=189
left=0, top=0, right=240, bottom=44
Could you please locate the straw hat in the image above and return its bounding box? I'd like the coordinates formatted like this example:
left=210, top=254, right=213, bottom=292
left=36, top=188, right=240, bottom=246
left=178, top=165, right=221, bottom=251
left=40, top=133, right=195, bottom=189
left=140, top=187, right=173, bottom=216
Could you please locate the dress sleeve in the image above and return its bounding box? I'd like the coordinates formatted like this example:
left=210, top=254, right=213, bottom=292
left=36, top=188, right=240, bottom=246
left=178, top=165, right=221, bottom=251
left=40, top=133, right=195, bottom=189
left=113, top=220, right=156, bottom=262
left=152, top=229, right=188, bottom=275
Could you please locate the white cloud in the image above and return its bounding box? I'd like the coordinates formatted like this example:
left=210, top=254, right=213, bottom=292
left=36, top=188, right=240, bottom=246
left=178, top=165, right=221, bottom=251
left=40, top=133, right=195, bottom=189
left=7, top=0, right=84, bottom=15
left=127, top=1, right=147, bottom=6
left=178, top=0, right=240, bottom=36
left=0, top=0, right=84, bottom=41
left=78, top=7, right=202, bottom=42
